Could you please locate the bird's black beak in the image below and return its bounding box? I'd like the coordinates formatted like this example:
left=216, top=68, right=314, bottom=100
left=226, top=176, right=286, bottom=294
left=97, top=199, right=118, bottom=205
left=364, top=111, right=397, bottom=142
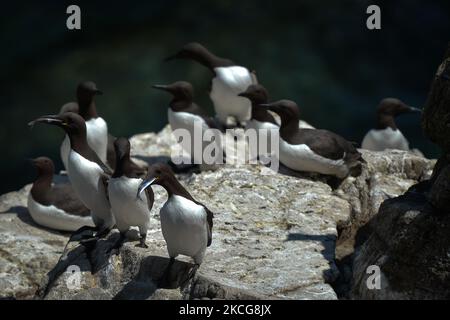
left=259, top=103, right=280, bottom=113
left=27, top=158, right=37, bottom=166
left=152, top=84, right=173, bottom=93
left=95, top=89, right=103, bottom=95
left=238, top=91, right=251, bottom=99
left=136, top=177, right=158, bottom=200
left=407, top=106, right=422, bottom=114
left=28, top=115, right=65, bottom=128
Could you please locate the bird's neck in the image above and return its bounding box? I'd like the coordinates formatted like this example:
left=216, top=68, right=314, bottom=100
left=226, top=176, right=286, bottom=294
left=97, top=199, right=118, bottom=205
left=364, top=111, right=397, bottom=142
left=376, top=114, right=397, bottom=130
left=68, top=131, right=89, bottom=155
left=279, top=118, right=300, bottom=141
left=188, top=49, right=234, bottom=72
left=113, top=156, right=142, bottom=178
left=251, top=101, right=276, bottom=124
left=31, top=171, right=52, bottom=202
left=170, top=99, right=193, bottom=112
left=161, top=177, right=193, bottom=200
left=78, top=98, right=98, bottom=120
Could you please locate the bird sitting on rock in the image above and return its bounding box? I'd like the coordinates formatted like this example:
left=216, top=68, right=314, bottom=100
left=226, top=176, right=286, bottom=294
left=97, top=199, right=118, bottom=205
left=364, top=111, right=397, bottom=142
left=362, top=98, right=422, bottom=152
left=27, top=157, right=95, bottom=232
left=259, top=100, right=364, bottom=179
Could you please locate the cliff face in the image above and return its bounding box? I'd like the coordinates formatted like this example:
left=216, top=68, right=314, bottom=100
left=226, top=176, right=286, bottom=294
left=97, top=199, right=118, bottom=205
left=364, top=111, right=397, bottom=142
left=0, top=125, right=436, bottom=300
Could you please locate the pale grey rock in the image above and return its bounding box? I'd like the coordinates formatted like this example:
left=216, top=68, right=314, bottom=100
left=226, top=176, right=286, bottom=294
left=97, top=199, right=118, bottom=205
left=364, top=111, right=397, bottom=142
left=0, top=125, right=436, bottom=300
left=0, top=185, right=68, bottom=299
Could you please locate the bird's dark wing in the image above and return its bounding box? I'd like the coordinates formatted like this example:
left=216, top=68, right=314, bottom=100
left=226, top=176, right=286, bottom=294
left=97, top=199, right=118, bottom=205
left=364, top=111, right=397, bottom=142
left=145, top=187, right=154, bottom=213
left=290, top=129, right=346, bottom=160
left=193, top=200, right=214, bottom=247
left=100, top=174, right=110, bottom=202
left=185, top=103, right=219, bottom=129
left=107, top=134, right=117, bottom=170
left=51, top=183, right=90, bottom=216
left=86, top=148, right=113, bottom=176
left=175, top=185, right=214, bottom=247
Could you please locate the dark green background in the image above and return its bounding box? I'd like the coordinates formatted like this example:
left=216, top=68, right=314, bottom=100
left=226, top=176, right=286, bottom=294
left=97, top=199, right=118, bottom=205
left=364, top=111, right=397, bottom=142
left=1, top=0, right=448, bottom=194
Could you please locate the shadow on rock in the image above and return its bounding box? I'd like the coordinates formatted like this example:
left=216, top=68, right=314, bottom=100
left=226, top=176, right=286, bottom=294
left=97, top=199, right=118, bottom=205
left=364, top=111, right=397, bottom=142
left=113, top=256, right=194, bottom=300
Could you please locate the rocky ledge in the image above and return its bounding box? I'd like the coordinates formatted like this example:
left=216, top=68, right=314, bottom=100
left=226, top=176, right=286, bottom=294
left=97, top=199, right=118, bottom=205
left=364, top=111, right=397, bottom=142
left=0, top=125, right=436, bottom=300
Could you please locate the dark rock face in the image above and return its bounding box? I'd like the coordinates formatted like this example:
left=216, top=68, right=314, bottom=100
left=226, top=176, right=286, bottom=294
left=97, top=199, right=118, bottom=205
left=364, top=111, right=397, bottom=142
left=351, top=45, right=450, bottom=300
left=351, top=192, right=450, bottom=299
left=422, top=44, right=450, bottom=153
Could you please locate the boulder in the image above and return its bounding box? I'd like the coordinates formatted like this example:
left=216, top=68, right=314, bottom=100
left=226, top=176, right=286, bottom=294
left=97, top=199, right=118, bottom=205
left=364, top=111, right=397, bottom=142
left=351, top=192, right=450, bottom=299
left=0, top=125, right=435, bottom=300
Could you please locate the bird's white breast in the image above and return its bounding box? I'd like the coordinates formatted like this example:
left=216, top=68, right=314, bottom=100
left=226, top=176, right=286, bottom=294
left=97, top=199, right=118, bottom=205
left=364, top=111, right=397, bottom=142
left=362, top=128, right=410, bottom=151
left=168, top=109, right=216, bottom=163
left=245, top=120, right=279, bottom=158
left=60, top=135, right=71, bottom=171
left=108, top=177, right=152, bottom=233
left=86, top=117, right=108, bottom=163
left=210, top=66, right=255, bottom=123
left=160, top=195, right=208, bottom=263
left=67, top=150, right=113, bottom=228
left=27, top=193, right=94, bottom=232
left=279, top=138, right=349, bottom=178
left=60, top=117, right=108, bottom=171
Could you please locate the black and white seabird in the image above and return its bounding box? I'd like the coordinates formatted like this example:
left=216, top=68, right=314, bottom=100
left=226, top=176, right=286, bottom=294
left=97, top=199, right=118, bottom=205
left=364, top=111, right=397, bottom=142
left=239, top=84, right=314, bottom=130
left=29, top=112, right=115, bottom=235
left=59, top=81, right=115, bottom=171
left=260, top=100, right=363, bottom=178
left=166, top=42, right=257, bottom=126
left=361, top=98, right=422, bottom=152
left=108, top=137, right=152, bottom=248
left=27, top=157, right=95, bottom=231
left=153, top=81, right=222, bottom=165
left=239, top=84, right=315, bottom=159
left=137, top=163, right=213, bottom=279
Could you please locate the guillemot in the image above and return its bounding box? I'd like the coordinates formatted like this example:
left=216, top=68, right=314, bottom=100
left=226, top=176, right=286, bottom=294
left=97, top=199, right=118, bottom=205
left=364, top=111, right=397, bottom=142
left=137, top=163, right=213, bottom=283
left=362, top=98, right=422, bottom=151
left=27, top=157, right=95, bottom=231
left=165, top=42, right=257, bottom=127
left=59, top=81, right=114, bottom=171
left=29, top=112, right=115, bottom=236
left=260, top=100, right=363, bottom=179
left=153, top=81, right=223, bottom=166
left=239, top=84, right=316, bottom=159
left=108, top=137, right=152, bottom=248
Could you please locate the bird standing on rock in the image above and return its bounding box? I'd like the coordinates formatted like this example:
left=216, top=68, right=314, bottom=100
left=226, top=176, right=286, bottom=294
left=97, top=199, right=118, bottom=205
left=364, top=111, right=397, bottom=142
left=108, top=137, right=153, bottom=248
left=362, top=98, right=422, bottom=152
left=137, top=163, right=214, bottom=283
left=59, top=81, right=116, bottom=171
left=27, top=157, right=95, bottom=232
left=29, top=112, right=115, bottom=239
left=166, top=42, right=257, bottom=127
left=260, top=100, right=364, bottom=179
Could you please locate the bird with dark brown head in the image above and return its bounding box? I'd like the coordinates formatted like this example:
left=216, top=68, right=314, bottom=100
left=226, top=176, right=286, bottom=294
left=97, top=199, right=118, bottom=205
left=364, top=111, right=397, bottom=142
left=28, top=157, right=94, bottom=232
left=29, top=111, right=114, bottom=234
left=362, top=98, right=422, bottom=152
left=108, top=137, right=153, bottom=248
left=259, top=100, right=363, bottom=180
left=137, top=163, right=214, bottom=285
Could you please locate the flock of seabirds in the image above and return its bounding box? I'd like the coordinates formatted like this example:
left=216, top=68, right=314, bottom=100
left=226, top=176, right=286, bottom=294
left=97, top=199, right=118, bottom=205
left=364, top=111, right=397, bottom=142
left=26, top=42, right=422, bottom=283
